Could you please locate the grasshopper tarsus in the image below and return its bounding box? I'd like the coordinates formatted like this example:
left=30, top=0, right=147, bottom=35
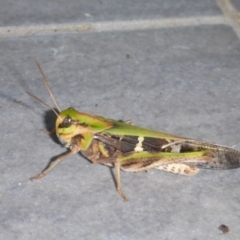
left=30, top=172, right=45, bottom=181
left=118, top=189, right=129, bottom=202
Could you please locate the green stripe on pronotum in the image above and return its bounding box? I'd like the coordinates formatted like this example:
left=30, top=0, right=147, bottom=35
left=29, top=60, right=240, bottom=201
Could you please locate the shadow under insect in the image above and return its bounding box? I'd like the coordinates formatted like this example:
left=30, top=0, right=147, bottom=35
left=43, top=109, right=59, bottom=144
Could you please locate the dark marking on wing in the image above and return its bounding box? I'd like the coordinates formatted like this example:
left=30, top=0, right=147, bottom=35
left=95, top=134, right=169, bottom=153
left=95, top=133, right=240, bottom=170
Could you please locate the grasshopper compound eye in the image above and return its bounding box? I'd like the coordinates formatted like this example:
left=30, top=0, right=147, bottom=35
left=59, top=116, right=73, bottom=128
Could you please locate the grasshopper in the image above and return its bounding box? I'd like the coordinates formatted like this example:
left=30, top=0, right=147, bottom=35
left=30, top=61, right=240, bottom=201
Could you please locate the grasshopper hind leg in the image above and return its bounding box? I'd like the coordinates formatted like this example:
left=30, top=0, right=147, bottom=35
left=155, top=163, right=199, bottom=176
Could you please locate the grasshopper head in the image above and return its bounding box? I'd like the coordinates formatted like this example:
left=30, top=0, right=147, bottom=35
left=55, top=108, right=84, bottom=145
left=55, top=107, right=112, bottom=150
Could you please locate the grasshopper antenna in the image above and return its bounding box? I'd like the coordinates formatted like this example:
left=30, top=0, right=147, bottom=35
left=35, top=59, right=61, bottom=112
left=26, top=91, right=60, bottom=118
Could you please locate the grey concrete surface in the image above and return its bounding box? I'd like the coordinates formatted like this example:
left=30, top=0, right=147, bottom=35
left=1, top=0, right=240, bottom=239
left=0, top=0, right=221, bottom=26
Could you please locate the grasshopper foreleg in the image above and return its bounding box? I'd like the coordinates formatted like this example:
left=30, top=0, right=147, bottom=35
left=30, top=145, right=79, bottom=181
